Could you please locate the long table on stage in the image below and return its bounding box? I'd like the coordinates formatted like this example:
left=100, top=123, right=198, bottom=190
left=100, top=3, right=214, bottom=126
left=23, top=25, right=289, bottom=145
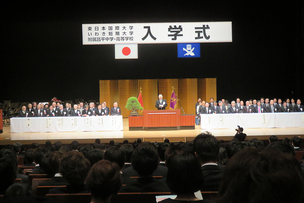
left=200, top=113, right=304, bottom=129
left=10, top=116, right=123, bottom=133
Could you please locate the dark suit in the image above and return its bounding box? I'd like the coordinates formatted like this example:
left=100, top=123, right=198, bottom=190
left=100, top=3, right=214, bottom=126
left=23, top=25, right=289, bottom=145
left=275, top=103, right=284, bottom=112
left=294, top=105, right=304, bottom=112
left=201, top=165, right=223, bottom=191
left=34, top=109, right=44, bottom=117
left=64, top=108, right=71, bottom=116
left=281, top=106, right=290, bottom=112
left=19, top=111, right=28, bottom=117
left=27, top=109, right=35, bottom=117
left=70, top=109, right=81, bottom=116
left=96, top=109, right=105, bottom=116
left=88, top=108, right=96, bottom=116
left=102, top=107, right=109, bottom=116
left=254, top=105, right=264, bottom=113
left=215, top=106, right=225, bottom=114
left=47, top=109, right=56, bottom=117
left=155, top=99, right=167, bottom=110
left=265, top=105, right=277, bottom=113
left=111, top=107, right=121, bottom=115
left=203, top=107, right=213, bottom=114
left=290, top=103, right=296, bottom=112
left=228, top=106, right=237, bottom=113
left=56, top=109, right=67, bottom=117
left=243, top=106, right=254, bottom=113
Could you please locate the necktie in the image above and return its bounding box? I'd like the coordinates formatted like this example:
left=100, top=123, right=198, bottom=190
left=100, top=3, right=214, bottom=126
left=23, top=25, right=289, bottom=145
left=258, top=106, right=260, bottom=113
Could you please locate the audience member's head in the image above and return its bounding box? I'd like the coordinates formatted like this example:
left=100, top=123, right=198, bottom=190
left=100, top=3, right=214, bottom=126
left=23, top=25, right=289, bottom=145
left=71, top=141, right=80, bottom=151
left=109, top=140, right=114, bottom=146
left=120, top=144, right=133, bottom=163
left=157, top=143, right=170, bottom=162
left=33, top=147, right=49, bottom=165
left=95, top=139, right=101, bottom=144
left=0, top=149, right=17, bottom=194
left=131, top=143, right=159, bottom=177
left=85, top=149, right=104, bottom=167
left=4, top=183, right=30, bottom=199
left=164, top=145, right=184, bottom=166
left=12, top=142, right=22, bottom=154
left=60, top=151, right=90, bottom=187
left=166, top=153, right=204, bottom=196
left=41, top=151, right=64, bottom=177
left=45, top=141, right=53, bottom=151
left=24, top=149, right=34, bottom=165
left=218, top=148, right=304, bottom=203
left=226, top=141, right=243, bottom=159
left=123, top=140, right=129, bottom=144
left=104, top=147, right=125, bottom=170
left=181, top=142, right=194, bottom=155
left=31, top=143, right=39, bottom=149
left=86, top=160, right=122, bottom=202
left=291, top=136, right=302, bottom=148
left=266, top=141, right=295, bottom=156
left=79, top=145, right=92, bottom=157
left=193, top=132, right=219, bottom=164
left=54, top=141, right=63, bottom=151
left=269, top=135, right=279, bottom=143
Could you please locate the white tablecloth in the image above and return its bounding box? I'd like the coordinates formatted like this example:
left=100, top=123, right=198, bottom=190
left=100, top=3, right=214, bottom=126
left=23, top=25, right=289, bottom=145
left=200, top=113, right=304, bottom=129
left=10, top=116, right=123, bottom=133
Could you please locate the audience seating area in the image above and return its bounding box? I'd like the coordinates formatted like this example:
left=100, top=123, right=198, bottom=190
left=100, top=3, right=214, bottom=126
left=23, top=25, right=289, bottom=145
left=1, top=135, right=304, bottom=203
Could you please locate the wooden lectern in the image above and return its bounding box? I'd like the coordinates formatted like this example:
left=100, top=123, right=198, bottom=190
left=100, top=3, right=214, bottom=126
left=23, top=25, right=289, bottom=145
left=129, top=109, right=195, bottom=130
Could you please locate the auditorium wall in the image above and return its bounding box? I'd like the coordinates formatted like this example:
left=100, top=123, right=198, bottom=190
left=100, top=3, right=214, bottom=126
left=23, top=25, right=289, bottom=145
left=99, top=78, right=217, bottom=118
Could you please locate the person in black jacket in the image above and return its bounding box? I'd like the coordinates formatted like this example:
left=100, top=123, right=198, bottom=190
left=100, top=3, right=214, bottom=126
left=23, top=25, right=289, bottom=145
left=193, top=132, right=223, bottom=191
left=19, top=106, right=28, bottom=117
left=234, top=126, right=247, bottom=141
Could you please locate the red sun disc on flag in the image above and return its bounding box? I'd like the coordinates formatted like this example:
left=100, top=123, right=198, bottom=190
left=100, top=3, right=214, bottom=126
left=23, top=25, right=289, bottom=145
left=122, top=47, right=131, bottom=56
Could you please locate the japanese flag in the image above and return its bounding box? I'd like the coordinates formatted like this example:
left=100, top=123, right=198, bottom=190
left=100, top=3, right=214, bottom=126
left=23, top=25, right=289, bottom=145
left=115, top=44, right=138, bottom=59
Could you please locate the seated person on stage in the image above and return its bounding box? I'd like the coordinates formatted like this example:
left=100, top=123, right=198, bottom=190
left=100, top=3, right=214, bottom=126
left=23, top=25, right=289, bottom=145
left=202, top=102, right=213, bottom=114
left=64, top=103, right=71, bottom=116
left=254, top=100, right=264, bottom=113
left=276, top=98, right=283, bottom=111
left=217, top=148, right=304, bottom=203
left=234, top=126, right=246, bottom=141
left=155, top=94, right=167, bottom=110
left=193, top=132, right=223, bottom=191
left=212, top=101, right=217, bottom=113
left=40, top=103, right=47, bottom=116
left=159, top=153, right=214, bottom=203
left=48, top=151, right=90, bottom=194
left=34, top=104, right=44, bottom=117
left=228, top=101, right=237, bottom=113
left=86, top=160, right=122, bottom=203
left=215, top=101, right=224, bottom=114
left=111, top=102, right=121, bottom=116
left=39, top=151, right=67, bottom=186
left=56, top=105, right=67, bottom=116
left=294, top=99, right=303, bottom=112
left=103, top=102, right=110, bottom=115
left=82, top=105, right=90, bottom=117
left=47, top=105, right=56, bottom=117
left=88, top=102, right=96, bottom=116
left=96, top=104, right=105, bottom=116
left=290, top=98, right=296, bottom=112
left=243, top=101, right=254, bottom=113
left=281, top=101, right=290, bottom=112
left=70, top=104, right=81, bottom=116
left=19, top=106, right=28, bottom=117
left=119, top=143, right=170, bottom=192
left=27, top=103, right=35, bottom=117
left=238, top=101, right=245, bottom=113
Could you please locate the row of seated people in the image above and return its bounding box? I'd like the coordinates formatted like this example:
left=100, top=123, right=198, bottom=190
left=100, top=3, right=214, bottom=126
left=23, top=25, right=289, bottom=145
left=18, top=101, right=121, bottom=117
left=1, top=135, right=304, bottom=203
left=195, top=97, right=303, bottom=114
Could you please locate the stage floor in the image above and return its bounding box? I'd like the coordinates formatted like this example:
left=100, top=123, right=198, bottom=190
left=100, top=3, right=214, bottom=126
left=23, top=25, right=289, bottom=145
left=1, top=118, right=304, bottom=145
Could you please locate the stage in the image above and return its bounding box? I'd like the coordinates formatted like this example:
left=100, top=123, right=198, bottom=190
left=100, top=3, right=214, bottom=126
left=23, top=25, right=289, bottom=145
left=1, top=118, right=304, bottom=145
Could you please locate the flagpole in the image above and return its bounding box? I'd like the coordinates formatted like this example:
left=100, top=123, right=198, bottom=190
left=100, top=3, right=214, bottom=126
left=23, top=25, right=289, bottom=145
left=172, top=86, right=185, bottom=114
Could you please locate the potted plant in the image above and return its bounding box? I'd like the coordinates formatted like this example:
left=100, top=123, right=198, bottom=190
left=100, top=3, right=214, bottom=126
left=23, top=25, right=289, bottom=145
left=125, top=97, right=143, bottom=116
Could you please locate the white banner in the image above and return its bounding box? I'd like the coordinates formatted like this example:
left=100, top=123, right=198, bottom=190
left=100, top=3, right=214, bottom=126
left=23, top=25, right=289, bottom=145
left=82, top=22, right=232, bottom=45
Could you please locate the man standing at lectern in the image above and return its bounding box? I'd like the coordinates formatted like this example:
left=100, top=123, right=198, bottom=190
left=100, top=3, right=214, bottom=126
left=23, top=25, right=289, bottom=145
left=155, top=94, right=167, bottom=110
